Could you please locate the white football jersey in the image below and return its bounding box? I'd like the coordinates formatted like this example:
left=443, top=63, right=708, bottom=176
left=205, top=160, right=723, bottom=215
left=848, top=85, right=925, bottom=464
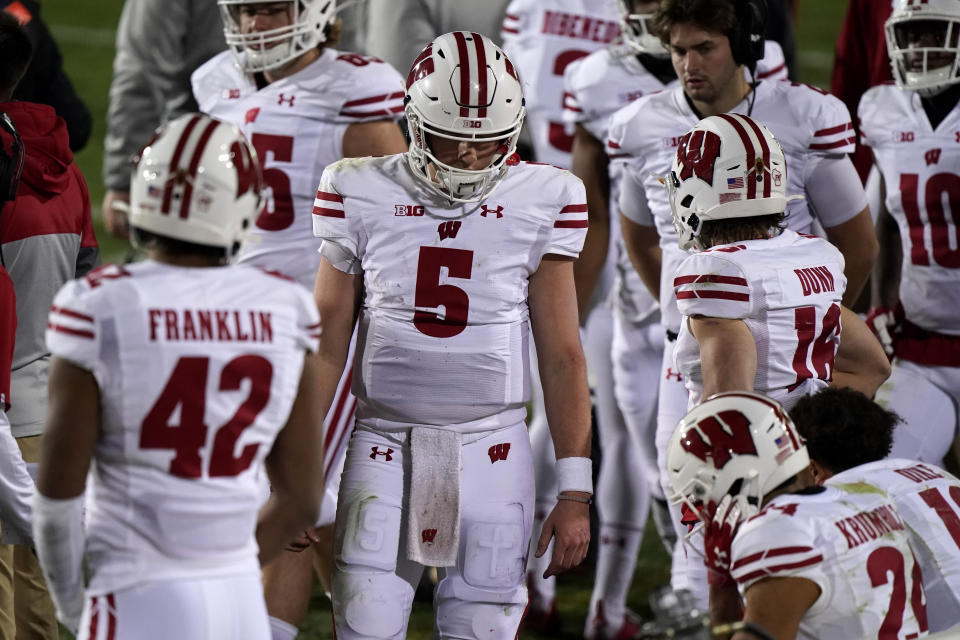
left=608, top=80, right=858, bottom=332
left=45, top=262, right=320, bottom=596
left=674, top=230, right=846, bottom=408
left=313, top=155, right=587, bottom=433
left=828, top=459, right=960, bottom=632
left=732, top=484, right=928, bottom=640
left=859, top=84, right=960, bottom=336
left=192, top=48, right=405, bottom=286
left=501, top=0, right=621, bottom=168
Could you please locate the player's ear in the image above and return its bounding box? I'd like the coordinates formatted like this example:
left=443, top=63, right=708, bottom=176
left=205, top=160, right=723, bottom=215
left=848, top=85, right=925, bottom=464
left=805, top=460, right=831, bottom=486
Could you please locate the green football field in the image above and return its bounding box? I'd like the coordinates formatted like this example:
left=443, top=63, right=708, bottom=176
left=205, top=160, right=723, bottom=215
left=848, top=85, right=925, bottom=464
left=42, top=1, right=849, bottom=638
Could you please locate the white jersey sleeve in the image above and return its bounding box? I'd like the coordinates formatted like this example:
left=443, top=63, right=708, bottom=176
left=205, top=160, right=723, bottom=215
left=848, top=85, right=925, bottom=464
left=755, top=40, right=789, bottom=82
left=545, top=171, right=589, bottom=259
left=312, top=160, right=367, bottom=266
left=674, top=250, right=755, bottom=320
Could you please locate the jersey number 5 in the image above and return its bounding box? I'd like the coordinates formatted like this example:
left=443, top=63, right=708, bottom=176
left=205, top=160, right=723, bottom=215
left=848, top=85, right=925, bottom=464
left=140, top=355, right=272, bottom=478
left=413, top=246, right=473, bottom=338
left=252, top=133, right=295, bottom=231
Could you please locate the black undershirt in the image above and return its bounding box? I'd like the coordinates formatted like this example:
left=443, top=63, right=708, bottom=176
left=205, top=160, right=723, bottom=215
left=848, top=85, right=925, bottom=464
left=921, top=84, right=960, bottom=130
left=637, top=53, right=678, bottom=86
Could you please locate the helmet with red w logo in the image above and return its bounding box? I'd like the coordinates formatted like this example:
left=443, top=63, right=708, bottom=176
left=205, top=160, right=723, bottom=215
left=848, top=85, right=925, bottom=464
left=404, top=31, right=526, bottom=203
left=130, top=113, right=264, bottom=252
left=667, top=392, right=809, bottom=519
left=664, top=113, right=800, bottom=251
left=886, top=0, right=960, bottom=97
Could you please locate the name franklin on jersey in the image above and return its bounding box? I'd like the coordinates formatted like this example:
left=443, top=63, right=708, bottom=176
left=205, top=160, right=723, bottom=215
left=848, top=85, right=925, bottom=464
left=147, top=308, right=274, bottom=343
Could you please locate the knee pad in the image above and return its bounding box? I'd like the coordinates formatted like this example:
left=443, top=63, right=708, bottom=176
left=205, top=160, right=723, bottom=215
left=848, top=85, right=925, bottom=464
left=334, top=581, right=410, bottom=640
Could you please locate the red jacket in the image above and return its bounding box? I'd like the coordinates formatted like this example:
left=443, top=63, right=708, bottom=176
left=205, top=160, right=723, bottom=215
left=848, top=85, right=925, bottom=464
left=0, top=101, right=98, bottom=436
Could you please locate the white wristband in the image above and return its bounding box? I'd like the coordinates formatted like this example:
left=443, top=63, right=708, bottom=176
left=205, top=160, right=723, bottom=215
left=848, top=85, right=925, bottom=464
left=556, top=456, right=593, bottom=495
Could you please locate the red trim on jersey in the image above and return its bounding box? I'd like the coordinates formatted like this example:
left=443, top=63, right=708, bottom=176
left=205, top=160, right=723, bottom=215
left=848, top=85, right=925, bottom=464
left=50, top=305, right=94, bottom=323
left=339, top=105, right=405, bottom=118
left=502, top=26, right=519, bottom=34
left=305, top=321, right=321, bottom=330
left=179, top=118, right=220, bottom=219
left=607, top=140, right=621, bottom=149
left=47, top=322, right=95, bottom=339
left=554, top=220, right=589, bottom=228
left=736, top=554, right=823, bottom=584
left=505, top=13, right=519, bottom=20
left=813, top=123, right=854, bottom=137
left=453, top=32, right=472, bottom=118
left=315, top=191, right=344, bottom=204
left=559, top=204, right=588, bottom=214
left=716, top=114, right=757, bottom=200
left=312, top=206, right=345, bottom=218
left=106, top=594, right=117, bottom=640
left=161, top=114, right=201, bottom=215
left=325, top=367, right=352, bottom=450
left=89, top=596, right=99, bottom=638
left=674, top=274, right=748, bottom=287
left=732, top=545, right=816, bottom=570
left=472, top=32, right=489, bottom=118
left=676, top=290, right=750, bottom=302
left=809, top=137, right=856, bottom=151
left=563, top=92, right=582, bottom=112
left=757, top=62, right=786, bottom=79
left=341, top=92, right=405, bottom=108
left=741, top=115, right=772, bottom=198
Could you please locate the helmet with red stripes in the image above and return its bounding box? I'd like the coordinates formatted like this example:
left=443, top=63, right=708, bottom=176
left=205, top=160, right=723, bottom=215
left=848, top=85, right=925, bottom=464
left=404, top=31, right=526, bottom=203
left=130, top=113, right=264, bottom=252
left=219, top=0, right=337, bottom=73
left=667, top=392, right=809, bottom=527
left=664, top=113, right=799, bottom=251
left=617, top=0, right=668, bottom=57
left=886, top=0, right=960, bottom=97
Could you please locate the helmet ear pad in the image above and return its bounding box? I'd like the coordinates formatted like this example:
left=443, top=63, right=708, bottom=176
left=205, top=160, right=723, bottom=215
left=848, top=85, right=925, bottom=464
left=729, top=0, right=767, bottom=73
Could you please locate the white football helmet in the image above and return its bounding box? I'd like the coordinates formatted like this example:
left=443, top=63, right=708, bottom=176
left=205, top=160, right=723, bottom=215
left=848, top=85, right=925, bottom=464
left=404, top=32, right=526, bottom=203
left=667, top=392, right=810, bottom=524
left=130, top=113, right=264, bottom=252
left=886, top=0, right=960, bottom=97
left=664, top=113, right=801, bottom=251
left=617, top=0, right=668, bottom=57
left=219, top=0, right=336, bottom=73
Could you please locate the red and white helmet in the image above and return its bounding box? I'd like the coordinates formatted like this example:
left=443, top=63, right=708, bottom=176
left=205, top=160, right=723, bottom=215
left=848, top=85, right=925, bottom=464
left=665, top=113, right=800, bottom=251
left=617, top=0, right=668, bottom=57
left=667, top=392, right=809, bottom=520
left=219, top=0, right=336, bottom=73
left=130, top=113, right=264, bottom=252
left=404, top=31, right=526, bottom=203
left=886, top=0, right=960, bottom=97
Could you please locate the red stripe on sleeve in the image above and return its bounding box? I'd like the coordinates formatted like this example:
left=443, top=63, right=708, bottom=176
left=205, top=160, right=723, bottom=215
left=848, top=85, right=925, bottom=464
left=312, top=207, right=345, bottom=218
left=50, top=305, right=94, bottom=323
left=339, top=105, right=405, bottom=118
left=559, top=204, right=588, bottom=214
left=813, top=123, right=854, bottom=137
left=341, top=92, right=405, bottom=108
left=502, top=27, right=519, bottom=34
left=732, top=546, right=816, bottom=570
left=757, top=62, right=786, bottom=78
left=47, top=323, right=95, bottom=339
left=674, top=274, right=748, bottom=287
left=315, top=191, right=344, bottom=203
left=809, top=137, right=857, bottom=150
left=554, top=220, right=589, bottom=228
left=736, top=554, right=823, bottom=584
left=676, top=290, right=750, bottom=302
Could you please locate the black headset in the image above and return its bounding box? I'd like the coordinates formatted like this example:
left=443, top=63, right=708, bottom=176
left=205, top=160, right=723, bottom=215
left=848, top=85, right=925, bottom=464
left=0, top=112, right=23, bottom=204
left=729, top=0, right=768, bottom=74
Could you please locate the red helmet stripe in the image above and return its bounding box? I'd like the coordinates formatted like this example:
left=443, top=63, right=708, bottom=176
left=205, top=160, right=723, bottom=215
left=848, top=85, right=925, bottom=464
left=471, top=32, right=488, bottom=118
left=716, top=113, right=757, bottom=200
left=178, top=118, right=220, bottom=219
left=161, top=114, right=202, bottom=215
left=739, top=114, right=772, bottom=198
left=453, top=31, right=472, bottom=117
left=406, top=44, right=434, bottom=90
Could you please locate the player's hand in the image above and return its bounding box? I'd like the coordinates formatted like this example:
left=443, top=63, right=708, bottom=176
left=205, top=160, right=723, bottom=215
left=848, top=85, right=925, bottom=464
left=285, top=528, right=321, bottom=552
left=535, top=493, right=591, bottom=578
left=701, top=495, right=752, bottom=586
left=865, top=306, right=899, bottom=359
left=102, top=189, right=131, bottom=238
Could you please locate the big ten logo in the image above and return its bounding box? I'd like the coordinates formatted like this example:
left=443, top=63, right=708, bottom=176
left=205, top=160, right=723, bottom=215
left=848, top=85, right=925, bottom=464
left=394, top=204, right=425, bottom=217
left=461, top=119, right=483, bottom=129
left=680, top=410, right=758, bottom=470
left=894, top=131, right=915, bottom=143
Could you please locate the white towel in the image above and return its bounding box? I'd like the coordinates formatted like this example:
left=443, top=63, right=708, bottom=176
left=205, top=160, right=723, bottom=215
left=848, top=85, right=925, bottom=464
left=406, top=427, right=462, bottom=566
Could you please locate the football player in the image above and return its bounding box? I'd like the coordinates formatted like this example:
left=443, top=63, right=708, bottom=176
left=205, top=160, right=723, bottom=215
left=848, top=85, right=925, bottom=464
left=668, top=114, right=890, bottom=408
left=312, top=32, right=593, bottom=639
left=790, top=387, right=960, bottom=633
left=607, top=0, right=878, bottom=607
left=861, top=0, right=960, bottom=465
left=191, top=2, right=408, bottom=634
left=32, top=114, right=325, bottom=639
left=561, top=2, right=791, bottom=634
left=668, top=392, right=928, bottom=640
